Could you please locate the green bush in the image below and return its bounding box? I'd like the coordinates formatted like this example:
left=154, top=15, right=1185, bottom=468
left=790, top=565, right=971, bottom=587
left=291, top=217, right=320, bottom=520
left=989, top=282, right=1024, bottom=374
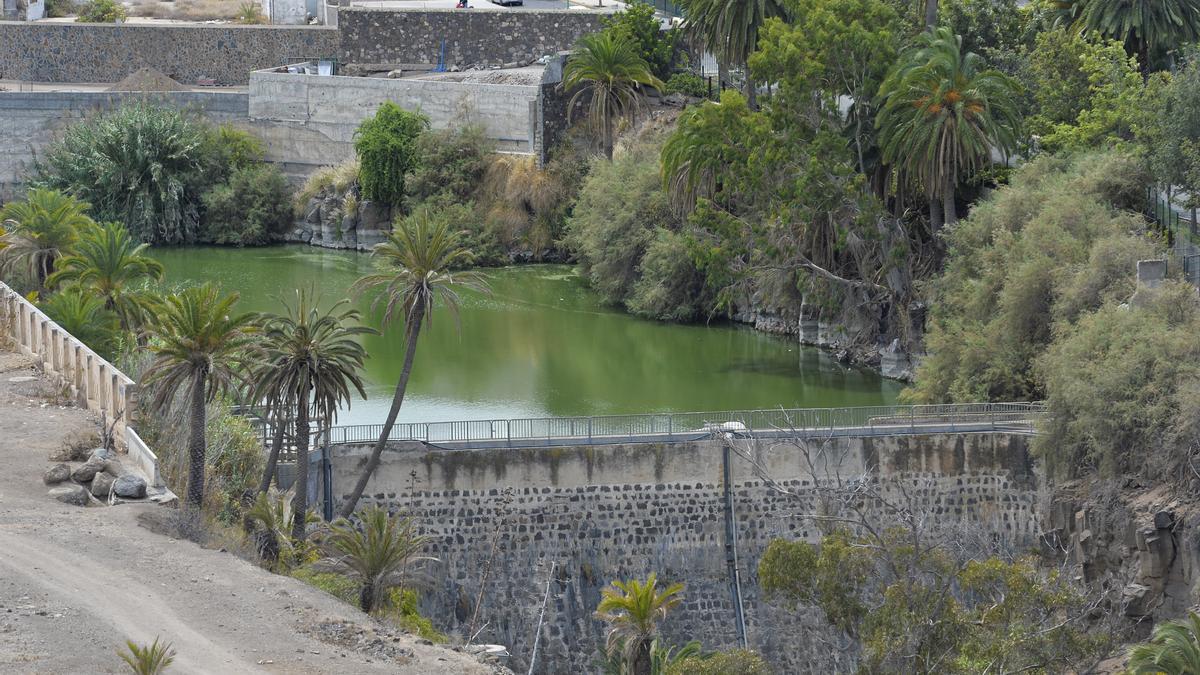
left=353, top=102, right=428, bottom=207
left=1037, top=281, right=1200, bottom=481
left=566, top=134, right=678, bottom=306
left=75, top=0, right=125, bottom=21
left=904, top=150, right=1155, bottom=403
left=33, top=103, right=207, bottom=245
left=201, top=164, right=293, bottom=246
left=407, top=124, right=495, bottom=205
left=203, top=408, right=264, bottom=524
left=665, top=649, right=773, bottom=675
left=627, top=228, right=711, bottom=321
left=664, top=72, right=711, bottom=99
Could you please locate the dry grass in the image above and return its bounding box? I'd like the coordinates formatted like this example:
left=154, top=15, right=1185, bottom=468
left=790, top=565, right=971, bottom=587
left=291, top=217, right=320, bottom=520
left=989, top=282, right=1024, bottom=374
left=480, top=154, right=567, bottom=247
left=295, top=160, right=360, bottom=214
left=127, top=0, right=246, bottom=21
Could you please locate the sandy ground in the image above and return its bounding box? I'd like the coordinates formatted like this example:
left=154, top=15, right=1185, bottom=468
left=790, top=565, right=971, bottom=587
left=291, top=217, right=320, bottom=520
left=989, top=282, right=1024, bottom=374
left=0, top=351, right=502, bottom=675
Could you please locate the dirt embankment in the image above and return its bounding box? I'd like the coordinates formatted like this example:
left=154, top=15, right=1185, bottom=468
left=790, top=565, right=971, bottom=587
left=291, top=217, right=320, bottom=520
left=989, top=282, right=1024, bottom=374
left=0, top=351, right=505, bottom=675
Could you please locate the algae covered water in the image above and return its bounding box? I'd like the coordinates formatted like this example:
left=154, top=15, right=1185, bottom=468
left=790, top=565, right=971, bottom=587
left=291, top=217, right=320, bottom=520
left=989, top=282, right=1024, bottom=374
left=150, top=245, right=901, bottom=426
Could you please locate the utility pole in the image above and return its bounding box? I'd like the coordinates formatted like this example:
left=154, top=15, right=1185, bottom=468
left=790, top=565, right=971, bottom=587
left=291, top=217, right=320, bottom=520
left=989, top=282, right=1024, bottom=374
left=721, top=439, right=749, bottom=649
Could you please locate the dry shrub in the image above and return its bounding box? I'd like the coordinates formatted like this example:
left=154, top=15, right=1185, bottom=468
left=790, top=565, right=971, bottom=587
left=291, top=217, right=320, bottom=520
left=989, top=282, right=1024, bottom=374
left=295, top=160, right=360, bottom=215
left=480, top=155, right=569, bottom=253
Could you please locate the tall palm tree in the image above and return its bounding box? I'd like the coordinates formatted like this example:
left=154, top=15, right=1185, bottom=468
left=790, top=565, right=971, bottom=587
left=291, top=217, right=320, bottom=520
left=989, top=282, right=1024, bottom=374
left=877, top=27, right=1021, bottom=230
left=1129, top=612, right=1200, bottom=674
left=254, top=289, right=373, bottom=541
left=338, top=207, right=488, bottom=518
left=563, top=32, right=665, bottom=160
left=0, top=188, right=95, bottom=291
left=317, top=505, right=434, bottom=613
left=1071, top=0, right=1200, bottom=68
left=143, top=285, right=259, bottom=510
left=595, top=573, right=685, bottom=675
left=46, top=221, right=164, bottom=334
left=677, top=0, right=786, bottom=106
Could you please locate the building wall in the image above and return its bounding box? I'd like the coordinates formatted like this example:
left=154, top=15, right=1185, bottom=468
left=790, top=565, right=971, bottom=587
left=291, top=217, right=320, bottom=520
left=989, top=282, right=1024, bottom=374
left=0, top=22, right=337, bottom=85
left=336, top=8, right=605, bottom=68
left=330, top=432, right=1042, bottom=673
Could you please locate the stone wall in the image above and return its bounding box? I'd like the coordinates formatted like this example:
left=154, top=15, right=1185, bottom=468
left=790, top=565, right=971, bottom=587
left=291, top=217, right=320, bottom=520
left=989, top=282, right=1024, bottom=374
left=336, top=8, right=605, bottom=68
left=0, top=90, right=248, bottom=201
left=0, top=22, right=337, bottom=85
left=330, top=432, right=1042, bottom=673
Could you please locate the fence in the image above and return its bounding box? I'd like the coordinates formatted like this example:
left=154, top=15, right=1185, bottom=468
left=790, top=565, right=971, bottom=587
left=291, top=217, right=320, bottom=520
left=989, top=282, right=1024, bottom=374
left=0, top=281, right=164, bottom=486
left=325, top=401, right=1045, bottom=449
left=1147, top=188, right=1200, bottom=286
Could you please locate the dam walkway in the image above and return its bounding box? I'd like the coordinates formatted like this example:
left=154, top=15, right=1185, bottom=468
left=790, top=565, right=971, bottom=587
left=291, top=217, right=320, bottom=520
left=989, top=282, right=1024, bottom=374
left=323, top=402, right=1044, bottom=451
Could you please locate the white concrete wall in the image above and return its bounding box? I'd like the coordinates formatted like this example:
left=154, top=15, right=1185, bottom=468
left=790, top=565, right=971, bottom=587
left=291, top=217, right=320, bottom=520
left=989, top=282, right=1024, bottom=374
left=247, top=70, right=538, bottom=170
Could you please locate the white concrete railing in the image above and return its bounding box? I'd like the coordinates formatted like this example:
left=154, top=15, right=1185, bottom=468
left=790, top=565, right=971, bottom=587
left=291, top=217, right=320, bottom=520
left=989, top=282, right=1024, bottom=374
left=0, top=281, right=164, bottom=486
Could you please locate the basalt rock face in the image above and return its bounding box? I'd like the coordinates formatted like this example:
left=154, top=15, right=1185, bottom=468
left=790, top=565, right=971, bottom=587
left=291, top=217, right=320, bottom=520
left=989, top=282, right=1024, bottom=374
left=1045, top=484, right=1200, bottom=629
left=289, top=187, right=392, bottom=252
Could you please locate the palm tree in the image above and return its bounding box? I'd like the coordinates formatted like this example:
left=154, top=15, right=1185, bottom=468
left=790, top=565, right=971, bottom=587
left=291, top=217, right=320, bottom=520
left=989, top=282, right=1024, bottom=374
left=244, top=488, right=313, bottom=569
left=595, top=573, right=685, bottom=675
left=563, top=32, right=665, bottom=160
left=117, top=637, right=175, bottom=675
left=0, top=188, right=95, bottom=291
left=254, top=289, right=373, bottom=541
left=39, top=288, right=121, bottom=359
left=1129, top=612, right=1200, bottom=674
left=46, top=221, right=164, bottom=334
left=338, top=208, right=488, bottom=518
left=677, top=0, right=786, bottom=106
left=317, top=505, right=434, bottom=613
left=143, top=285, right=259, bottom=510
left=877, top=27, right=1021, bottom=230
left=1072, top=0, right=1200, bottom=69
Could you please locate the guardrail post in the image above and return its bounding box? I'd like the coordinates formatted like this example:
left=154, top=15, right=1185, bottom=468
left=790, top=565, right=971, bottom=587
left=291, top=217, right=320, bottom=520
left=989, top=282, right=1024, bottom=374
left=587, top=417, right=593, bottom=444
left=506, top=419, right=512, bottom=448
left=667, top=415, right=672, bottom=441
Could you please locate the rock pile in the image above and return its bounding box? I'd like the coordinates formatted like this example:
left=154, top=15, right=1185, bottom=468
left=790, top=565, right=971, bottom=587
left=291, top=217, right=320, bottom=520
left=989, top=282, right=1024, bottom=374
left=43, top=447, right=149, bottom=507
left=288, top=186, right=392, bottom=252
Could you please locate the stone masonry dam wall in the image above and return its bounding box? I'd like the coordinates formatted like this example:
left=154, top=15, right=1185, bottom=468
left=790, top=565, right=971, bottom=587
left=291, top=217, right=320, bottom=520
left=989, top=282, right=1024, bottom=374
left=330, top=432, right=1043, bottom=673
left=0, top=22, right=337, bottom=85
left=336, top=8, right=605, bottom=68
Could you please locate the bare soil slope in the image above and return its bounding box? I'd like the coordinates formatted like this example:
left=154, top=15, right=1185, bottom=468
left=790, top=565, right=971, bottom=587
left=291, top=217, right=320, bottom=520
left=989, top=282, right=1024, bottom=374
left=0, top=351, right=499, bottom=675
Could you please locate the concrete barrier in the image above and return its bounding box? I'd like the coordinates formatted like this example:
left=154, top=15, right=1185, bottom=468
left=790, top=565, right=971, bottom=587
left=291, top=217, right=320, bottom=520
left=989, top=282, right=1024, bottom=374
left=1, top=281, right=164, bottom=487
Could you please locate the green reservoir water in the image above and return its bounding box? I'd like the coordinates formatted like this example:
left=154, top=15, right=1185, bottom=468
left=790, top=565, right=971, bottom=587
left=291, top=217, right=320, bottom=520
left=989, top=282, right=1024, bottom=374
left=150, top=246, right=902, bottom=426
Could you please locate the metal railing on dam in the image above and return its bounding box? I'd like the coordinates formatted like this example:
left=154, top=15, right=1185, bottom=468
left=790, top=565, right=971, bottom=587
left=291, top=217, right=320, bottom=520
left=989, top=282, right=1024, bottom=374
left=325, top=401, right=1045, bottom=450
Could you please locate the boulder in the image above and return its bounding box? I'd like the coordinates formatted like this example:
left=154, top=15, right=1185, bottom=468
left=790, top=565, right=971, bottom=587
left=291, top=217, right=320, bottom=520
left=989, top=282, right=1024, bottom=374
left=49, top=484, right=90, bottom=506
left=91, top=472, right=116, bottom=498
left=71, top=455, right=106, bottom=483
left=43, top=463, right=71, bottom=485
left=114, top=475, right=148, bottom=500
left=90, top=447, right=116, bottom=462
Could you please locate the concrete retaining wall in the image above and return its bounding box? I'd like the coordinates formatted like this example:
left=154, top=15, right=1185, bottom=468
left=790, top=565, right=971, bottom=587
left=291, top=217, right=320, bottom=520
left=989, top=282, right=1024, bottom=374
left=0, top=21, right=337, bottom=85
left=248, top=69, right=541, bottom=163
left=336, top=7, right=605, bottom=67
left=331, top=432, right=1042, bottom=673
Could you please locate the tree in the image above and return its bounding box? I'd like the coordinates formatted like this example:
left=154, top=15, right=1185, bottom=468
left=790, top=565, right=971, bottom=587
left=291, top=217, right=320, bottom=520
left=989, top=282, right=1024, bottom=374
left=39, top=288, right=120, bottom=359
left=353, top=102, right=429, bottom=208
left=0, top=188, right=94, bottom=291
left=255, top=290, right=372, bottom=541
left=33, top=103, right=207, bottom=245
left=601, top=1, right=681, bottom=80
left=677, top=0, right=788, bottom=105
left=877, top=27, right=1021, bottom=229
left=595, top=573, right=684, bottom=675
left=46, top=221, right=164, bottom=334
left=1071, top=0, right=1200, bottom=69
left=317, top=505, right=433, bottom=613
left=143, top=285, right=259, bottom=511
left=338, top=208, right=488, bottom=518
left=563, top=32, right=665, bottom=161
left=1128, top=612, right=1200, bottom=674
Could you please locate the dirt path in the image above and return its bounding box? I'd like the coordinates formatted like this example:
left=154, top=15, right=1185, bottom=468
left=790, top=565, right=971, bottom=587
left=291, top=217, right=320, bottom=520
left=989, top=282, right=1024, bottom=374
left=0, top=351, right=501, bottom=675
